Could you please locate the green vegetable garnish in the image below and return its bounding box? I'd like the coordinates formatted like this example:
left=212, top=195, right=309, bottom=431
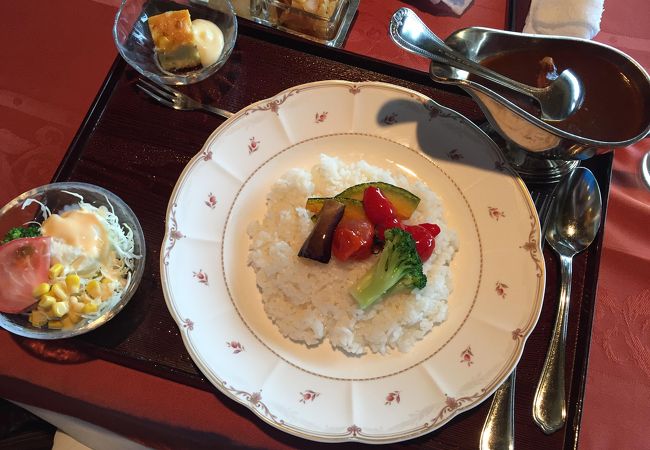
left=2, top=225, right=41, bottom=244
left=350, top=227, right=427, bottom=309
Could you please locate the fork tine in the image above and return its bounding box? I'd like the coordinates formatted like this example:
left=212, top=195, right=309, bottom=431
left=532, top=191, right=541, bottom=207
left=136, top=76, right=230, bottom=117
left=136, top=84, right=176, bottom=109
left=148, top=80, right=181, bottom=97
left=540, top=193, right=554, bottom=237
left=541, top=193, right=553, bottom=216
left=533, top=191, right=554, bottom=238
left=137, top=78, right=175, bottom=102
left=136, top=76, right=162, bottom=92
left=138, top=77, right=180, bottom=98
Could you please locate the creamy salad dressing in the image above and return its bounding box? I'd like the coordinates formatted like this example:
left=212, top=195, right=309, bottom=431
left=41, top=209, right=116, bottom=277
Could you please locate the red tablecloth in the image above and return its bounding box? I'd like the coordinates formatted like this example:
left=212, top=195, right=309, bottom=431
left=578, top=141, right=650, bottom=449
left=1, top=0, right=649, bottom=448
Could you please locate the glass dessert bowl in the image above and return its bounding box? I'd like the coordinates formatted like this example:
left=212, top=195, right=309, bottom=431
left=113, top=0, right=238, bottom=85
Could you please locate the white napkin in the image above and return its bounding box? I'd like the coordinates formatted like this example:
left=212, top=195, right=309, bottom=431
left=523, top=0, right=605, bottom=39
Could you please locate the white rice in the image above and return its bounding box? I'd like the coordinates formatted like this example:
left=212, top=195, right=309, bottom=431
left=247, top=154, right=458, bottom=355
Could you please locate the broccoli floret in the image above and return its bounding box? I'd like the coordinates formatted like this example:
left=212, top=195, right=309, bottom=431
left=2, top=225, right=41, bottom=244
left=351, top=227, right=427, bottom=309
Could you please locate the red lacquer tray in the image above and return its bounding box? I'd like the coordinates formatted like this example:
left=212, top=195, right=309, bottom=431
left=37, top=18, right=610, bottom=449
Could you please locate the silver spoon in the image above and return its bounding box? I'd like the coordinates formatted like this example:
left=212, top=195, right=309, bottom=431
left=389, top=7, right=584, bottom=121
left=533, top=167, right=602, bottom=434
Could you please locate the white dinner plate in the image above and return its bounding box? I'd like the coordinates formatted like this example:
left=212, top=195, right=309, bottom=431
left=161, top=80, right=545, bottom=443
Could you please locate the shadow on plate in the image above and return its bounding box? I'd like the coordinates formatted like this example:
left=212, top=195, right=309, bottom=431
left=377, top=98, right=510, bottom=175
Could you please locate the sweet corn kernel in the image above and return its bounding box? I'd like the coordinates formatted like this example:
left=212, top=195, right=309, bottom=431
left=38, top=295, right=56, bottom=309
left=86, top=280, right=101, bottom=298
left=82, top=303, right=98, bottom=314
left=70, top=297, right=85, bottom=313
left=49, top=263, right=64, bottom=279
left=68, top=311, right=82, bottom=324
left=52, top=301, right=70, bottom=318
left=61, top=317, right=74, bottom=328
left=51, top=283, right=68, bottom=301
left=79, top=293, right=92, bottom=304
left=29, top=311, right=48, bottom=327
left=65, top=274, right=81, bottom=294
left=32, top=282, right=50, bottom=298
left=100, top=283, right=115, bottom=301
left=48, top=320, right=64, bottom=329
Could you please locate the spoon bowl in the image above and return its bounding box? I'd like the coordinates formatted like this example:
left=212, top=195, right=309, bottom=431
left=545, top=169, right=602, bottom=254
left=389, top=7, right=584, bottom=121
left=533, top=167, right=602, bottom=433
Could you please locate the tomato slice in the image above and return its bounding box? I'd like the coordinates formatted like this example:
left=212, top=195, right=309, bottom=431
left=332, top=219, right=374, bottom=261
left=420, top=223, right=441, bottom=238
left=404, top=225, right=435, bottom=262
left=374, top=216, right=403, bottom=241
left=0, top=237, right=51, bottom=313
left=363, top=187, right=396, bottom=225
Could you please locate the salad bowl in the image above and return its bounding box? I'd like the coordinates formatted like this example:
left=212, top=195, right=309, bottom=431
left=0, top=182, right=146, bottom=339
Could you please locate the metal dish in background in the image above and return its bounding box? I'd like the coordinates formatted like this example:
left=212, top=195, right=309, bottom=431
left=0, top=182, right=146, bottom=339
left=241, top=0, right=359, bottom=47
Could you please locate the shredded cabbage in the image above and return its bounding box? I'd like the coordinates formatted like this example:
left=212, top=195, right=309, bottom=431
left=19, top=190, right=141, bottom=326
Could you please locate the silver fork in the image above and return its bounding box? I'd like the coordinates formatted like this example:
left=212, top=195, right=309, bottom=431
left=136, top=77, right=234, bottom=119
left=479, top=190, right=553, bottom=450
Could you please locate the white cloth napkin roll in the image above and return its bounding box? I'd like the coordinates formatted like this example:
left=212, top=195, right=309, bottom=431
left=523, top=0, right=605, bottom=39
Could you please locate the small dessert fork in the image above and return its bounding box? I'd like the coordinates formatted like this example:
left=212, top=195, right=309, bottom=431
left=136, top=77, right=233, bottom=119
left=479, top=190, right=553, bottom=450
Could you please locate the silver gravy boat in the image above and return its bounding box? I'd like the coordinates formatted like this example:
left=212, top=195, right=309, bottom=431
left=428, top=27, right=650, bottom=182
